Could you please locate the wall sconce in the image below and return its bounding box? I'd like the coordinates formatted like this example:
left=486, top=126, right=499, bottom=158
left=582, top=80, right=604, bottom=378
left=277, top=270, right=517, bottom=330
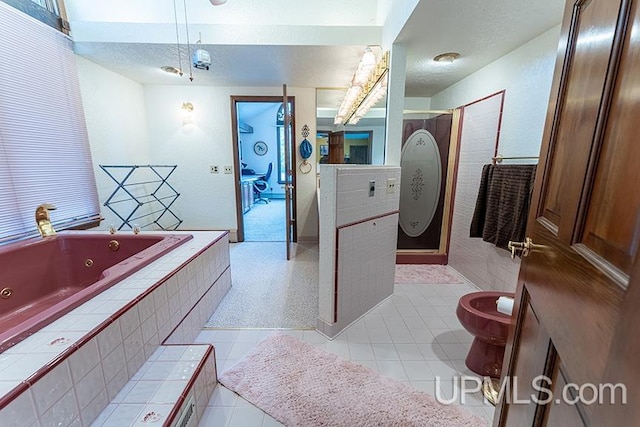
left=334, top=47, right=389, bottom=125
left=181, top=102, right=194, bottom=125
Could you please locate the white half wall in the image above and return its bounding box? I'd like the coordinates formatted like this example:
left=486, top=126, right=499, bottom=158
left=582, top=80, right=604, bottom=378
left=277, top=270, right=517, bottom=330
left=430, top=25, right=561, bottom=158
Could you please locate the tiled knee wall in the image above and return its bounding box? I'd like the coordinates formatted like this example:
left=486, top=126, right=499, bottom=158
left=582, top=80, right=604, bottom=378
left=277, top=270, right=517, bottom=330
left=0, top=235, right=230, bottom=427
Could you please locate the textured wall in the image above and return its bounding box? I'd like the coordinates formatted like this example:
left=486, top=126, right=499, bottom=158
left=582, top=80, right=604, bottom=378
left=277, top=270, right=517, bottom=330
left=430, top=26, right=561, bottom=158
left=429, top=27, right=561, bottom=292
left=77, top=75, right=319, bottom=240
left=449, top=94, right=522, bottom=293
left=76, top=57, right=153, bottom=230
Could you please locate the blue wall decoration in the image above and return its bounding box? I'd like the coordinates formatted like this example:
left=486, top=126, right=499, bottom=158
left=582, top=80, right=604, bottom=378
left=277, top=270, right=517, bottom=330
left=299, top=124, right=312, bottom=159
left=299, top=124, right=313, bottom=174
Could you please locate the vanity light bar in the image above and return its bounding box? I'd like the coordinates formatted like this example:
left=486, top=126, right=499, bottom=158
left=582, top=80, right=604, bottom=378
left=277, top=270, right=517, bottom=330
left=334, top=50, right=389, bottom=125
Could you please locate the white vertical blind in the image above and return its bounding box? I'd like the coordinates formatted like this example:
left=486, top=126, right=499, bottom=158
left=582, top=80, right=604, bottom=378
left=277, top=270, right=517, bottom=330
left=0, top=2, right=100, bottom=243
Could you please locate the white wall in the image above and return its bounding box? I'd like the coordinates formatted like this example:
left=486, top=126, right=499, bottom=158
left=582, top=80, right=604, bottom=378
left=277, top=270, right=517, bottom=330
left=403, top=97, right=432, bottom=112
left=431, top=25, right=561, bottom=158
left=240, top=103, right=284, bottom=196
left=66, top=0, right=379, bottom=26
left=431, top=27, right=561, bottom=292
left=367, top=125, right=387, bottom=165
left=77, top=59, right=318, bottom=240
left=76, top=57, right=153, bottom=230
left=143, top=85, right=318, bottom=241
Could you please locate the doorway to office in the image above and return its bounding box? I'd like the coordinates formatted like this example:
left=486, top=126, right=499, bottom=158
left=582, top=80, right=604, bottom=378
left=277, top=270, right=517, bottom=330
left=230, top=96, right=297, bottom=245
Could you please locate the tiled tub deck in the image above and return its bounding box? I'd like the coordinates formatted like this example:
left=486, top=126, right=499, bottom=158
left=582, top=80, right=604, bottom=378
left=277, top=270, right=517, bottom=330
left=0, top=231, right=231, bottom=427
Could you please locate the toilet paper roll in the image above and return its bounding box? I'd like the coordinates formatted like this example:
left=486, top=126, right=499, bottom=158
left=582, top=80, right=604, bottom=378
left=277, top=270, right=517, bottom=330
left=496, top=296, right=514, bottom=316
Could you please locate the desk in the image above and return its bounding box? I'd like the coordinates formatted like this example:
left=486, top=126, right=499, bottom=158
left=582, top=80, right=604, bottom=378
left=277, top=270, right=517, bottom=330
left=240, top=174, right=265, bottom=213
left=240, top=174, right=265, bottom=183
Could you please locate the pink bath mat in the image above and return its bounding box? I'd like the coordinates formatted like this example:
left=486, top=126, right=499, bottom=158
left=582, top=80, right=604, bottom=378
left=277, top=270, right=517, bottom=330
left=219, top=334, right=487, bottom=427
left=395, top=264, right=466, bottom=284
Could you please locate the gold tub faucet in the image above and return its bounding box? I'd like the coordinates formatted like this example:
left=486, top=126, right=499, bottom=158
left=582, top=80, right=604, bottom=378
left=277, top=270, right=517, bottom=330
left=35, top=203, right=57, bottom=237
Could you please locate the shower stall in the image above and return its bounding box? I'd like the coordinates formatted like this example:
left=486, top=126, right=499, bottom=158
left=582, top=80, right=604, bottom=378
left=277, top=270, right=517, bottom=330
left=396, top=109, right=461, bottom=264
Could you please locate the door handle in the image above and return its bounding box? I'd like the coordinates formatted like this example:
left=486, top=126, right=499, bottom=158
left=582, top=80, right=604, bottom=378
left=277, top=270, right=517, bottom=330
left=508, top=237, right=545, bottom=259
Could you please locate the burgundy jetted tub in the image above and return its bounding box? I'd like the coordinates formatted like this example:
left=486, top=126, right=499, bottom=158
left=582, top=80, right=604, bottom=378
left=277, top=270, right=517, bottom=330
left=0, top=232, right=192, bottom=352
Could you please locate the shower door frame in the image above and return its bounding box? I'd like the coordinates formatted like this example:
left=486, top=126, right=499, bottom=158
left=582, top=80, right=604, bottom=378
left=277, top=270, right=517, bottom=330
left=396, top=108, right=462, bottom=264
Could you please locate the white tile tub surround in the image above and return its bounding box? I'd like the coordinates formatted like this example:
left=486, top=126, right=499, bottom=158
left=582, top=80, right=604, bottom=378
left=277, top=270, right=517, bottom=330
left=449, top=94, right=521, bottom=293
left=0, top=231, right=231, bottom=427
left=318, top=165, right=401, bottom=338
left=92, top=344, right=217, bottom=427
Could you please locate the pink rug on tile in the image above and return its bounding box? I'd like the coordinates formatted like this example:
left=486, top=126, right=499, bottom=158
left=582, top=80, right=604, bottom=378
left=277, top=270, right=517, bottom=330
left=219, top=334, right=487, bottom=427
left=395, top=264, right=466, bottom=284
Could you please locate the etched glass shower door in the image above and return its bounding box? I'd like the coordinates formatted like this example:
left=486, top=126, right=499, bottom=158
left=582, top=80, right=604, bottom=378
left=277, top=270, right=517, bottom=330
left=396, top=110, right=459, bottom=261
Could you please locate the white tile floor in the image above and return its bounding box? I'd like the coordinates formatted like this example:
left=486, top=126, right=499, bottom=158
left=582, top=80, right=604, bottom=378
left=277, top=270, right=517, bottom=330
left=195, top=282, right=497, bottom=426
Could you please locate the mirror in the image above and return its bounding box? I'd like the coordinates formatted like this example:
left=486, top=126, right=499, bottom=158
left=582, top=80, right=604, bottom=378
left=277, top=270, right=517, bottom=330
left=315, top=87, right=387, bottom=166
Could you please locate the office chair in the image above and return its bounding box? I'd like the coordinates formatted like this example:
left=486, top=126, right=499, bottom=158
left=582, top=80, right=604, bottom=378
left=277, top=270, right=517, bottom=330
left=253, top=162, right=272, bottom=204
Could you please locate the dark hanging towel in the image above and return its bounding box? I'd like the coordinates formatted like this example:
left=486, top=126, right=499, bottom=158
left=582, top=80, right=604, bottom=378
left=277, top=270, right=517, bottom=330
left=470, top=164, right=537, bottom=251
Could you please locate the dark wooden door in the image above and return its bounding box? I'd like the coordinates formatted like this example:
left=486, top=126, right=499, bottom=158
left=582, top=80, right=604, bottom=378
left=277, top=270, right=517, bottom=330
left=496, top=0, right=640, bottom=425
left=328, top=131, right=345, bottom=164
left=282, top=85, right=297, bottom=260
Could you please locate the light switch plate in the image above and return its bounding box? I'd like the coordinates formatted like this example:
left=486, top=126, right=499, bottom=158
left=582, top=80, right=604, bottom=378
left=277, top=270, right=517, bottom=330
left=386, top=178, right=396, bottom=193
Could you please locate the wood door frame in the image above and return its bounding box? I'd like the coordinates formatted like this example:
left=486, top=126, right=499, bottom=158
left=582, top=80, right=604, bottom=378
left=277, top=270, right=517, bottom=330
left=230, top=95, right=297, bottom=242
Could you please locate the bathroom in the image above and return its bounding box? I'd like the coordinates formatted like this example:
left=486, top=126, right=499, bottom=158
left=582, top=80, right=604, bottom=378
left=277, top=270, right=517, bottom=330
left=2, top=0, right=637, bottom=426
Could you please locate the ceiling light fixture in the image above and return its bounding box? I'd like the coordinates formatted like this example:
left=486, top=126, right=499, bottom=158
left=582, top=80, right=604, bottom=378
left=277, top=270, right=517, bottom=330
left=334, top=47, right=389, bottom=125
left=350, top=71, right=388, bottom=125
left=171, top=0, right=213, bottom=81
left=433, top=52, right=460, bottom=63
left=160, top=65, right=181, bottom=75
left=210, top=0, right=228, bottom=4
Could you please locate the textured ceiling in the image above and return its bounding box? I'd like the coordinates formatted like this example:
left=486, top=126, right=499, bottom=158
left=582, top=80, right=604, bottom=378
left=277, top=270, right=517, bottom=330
left=74, top=43, right=368, bottom=89
left=399, top=0, right=565, bottom=97
left=71, top=0, right=565, bottom=104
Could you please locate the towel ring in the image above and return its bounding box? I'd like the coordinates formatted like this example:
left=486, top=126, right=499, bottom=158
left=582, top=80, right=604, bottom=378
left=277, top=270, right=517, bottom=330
left=299, top=160, right=312, bottom=174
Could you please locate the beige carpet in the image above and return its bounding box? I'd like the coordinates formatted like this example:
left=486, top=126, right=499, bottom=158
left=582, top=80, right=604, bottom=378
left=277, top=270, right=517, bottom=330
left=219, top=334, right=487, bottom=427
left=205, top=242, right=318, bottom=328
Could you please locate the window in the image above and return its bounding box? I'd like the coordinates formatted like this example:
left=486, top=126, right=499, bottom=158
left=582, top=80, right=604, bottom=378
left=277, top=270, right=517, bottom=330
left=2, top=0, right=68, bottom=33
left=0, top=2, right=100, bottom=243
left=276, top=102, right=293, bottom=184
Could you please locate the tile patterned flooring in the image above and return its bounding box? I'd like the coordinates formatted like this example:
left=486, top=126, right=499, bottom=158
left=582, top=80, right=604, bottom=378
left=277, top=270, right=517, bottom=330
left=196, top=279, right=496, bottom=426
